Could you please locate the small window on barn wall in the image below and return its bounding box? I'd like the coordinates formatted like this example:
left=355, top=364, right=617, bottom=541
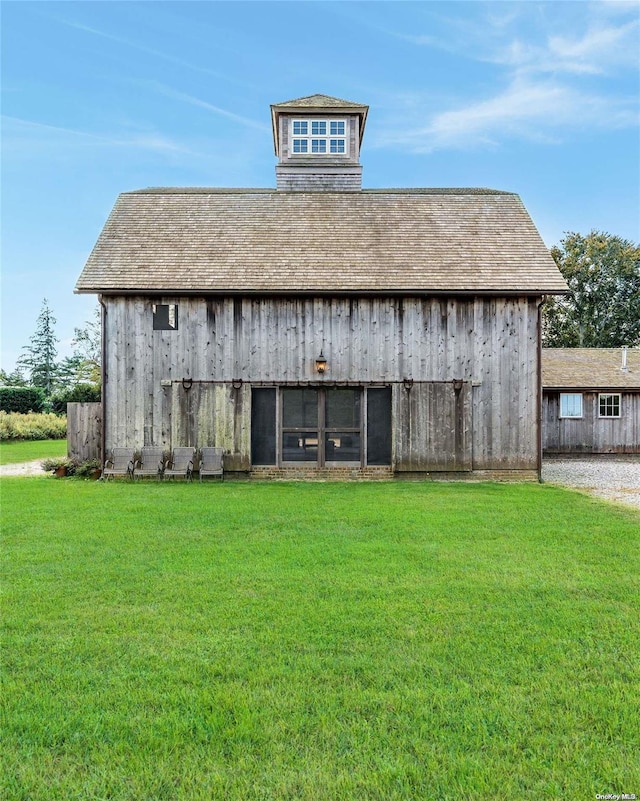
left=153, top=304, right=178, bottom=330
left=559, top=393, right=583, bottom=418
left=599, top=394, right=621, bottom=418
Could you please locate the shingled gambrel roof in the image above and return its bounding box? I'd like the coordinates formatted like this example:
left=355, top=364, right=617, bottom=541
left=542, top=348, right=640, bottom=390
left=75, top=188, right=568, bottom=295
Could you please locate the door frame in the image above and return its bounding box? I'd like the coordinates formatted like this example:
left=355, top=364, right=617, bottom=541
left=280, top=387, right=363, bottom=468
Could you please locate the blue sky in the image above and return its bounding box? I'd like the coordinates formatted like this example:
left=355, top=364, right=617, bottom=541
left=2, top=0, right=639, bottom=372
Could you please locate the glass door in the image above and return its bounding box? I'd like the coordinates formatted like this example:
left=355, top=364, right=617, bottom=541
left=324, top=388, right=362, bottom=466
left=281, top=388, right=319, bottom=464
left=265, top=386, right=391, bottom=468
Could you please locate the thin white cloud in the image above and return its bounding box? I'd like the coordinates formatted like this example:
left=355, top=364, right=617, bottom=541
left=375, top=4, right=639, bottom=153
left=144, top=84, right=270, bottom=132
left=373, top=77, right=638, bottom=153
left=490, top=20, right=640, bottom=75
left=546, top=20, right=639, bottom=71
left=2, top=116, right=116, bottom=142
left=399, top=9, right=639, bottom=76
left=1, top=115, right=194, bottom=156
left=56, top=18, right=256, bottom=89
left=592, top=0, right=640, bottom=17
left=1, top=115, right=265, bottom=181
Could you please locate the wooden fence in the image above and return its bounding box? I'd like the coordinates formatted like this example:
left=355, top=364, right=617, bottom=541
left=67, top=402, right=102, bottom=463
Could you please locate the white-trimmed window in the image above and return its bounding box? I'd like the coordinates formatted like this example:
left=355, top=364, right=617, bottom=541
left=599, top=393, right=621, bottom=418
left=291, top=119, right=347, bottom=156
left=560, top=393, right=583, bottom=418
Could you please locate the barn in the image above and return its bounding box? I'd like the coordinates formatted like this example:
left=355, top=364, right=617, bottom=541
left=542, top=347, right=640, bottom=455
left=75, top=94, right=567, bottom=480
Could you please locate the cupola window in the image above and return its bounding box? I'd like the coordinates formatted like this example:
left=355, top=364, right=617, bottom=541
left=291, top=119, right=347, bottom=156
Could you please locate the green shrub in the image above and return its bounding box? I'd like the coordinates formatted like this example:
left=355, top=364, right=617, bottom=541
left=40, top=457, right=100, bottom=478
left=0, top=387, right=45, bottom=414
left=73, top=458, right=101, bottom=478
left=50, top=384, right=101, bottom=415
left=0, top=412, right=67, bottom=441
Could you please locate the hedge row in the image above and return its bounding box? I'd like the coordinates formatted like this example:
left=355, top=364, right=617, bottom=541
left=0, top=387, right=45, bottom=414
left=0, top=384, right=101, bottom=415
left=51, top=384, right=101, bottom=415
left=0, top=412, right=67, bottom=441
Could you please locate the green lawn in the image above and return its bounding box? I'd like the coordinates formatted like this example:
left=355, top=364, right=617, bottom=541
left=0, top=438, right=67, bottom=466
left=2, top=479, right=638, bottom=800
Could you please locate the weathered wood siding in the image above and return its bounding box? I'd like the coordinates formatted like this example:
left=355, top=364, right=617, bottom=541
left=543, top=391, right=640, bottom=454
left=276, top=114, right=362, bottom=191
left=393, top=382, right=472, bottom=471
left=169, top=382, right=251, bottom=470
left=67, top=402, right=102, bottom=463
left=103, top=296, right=540, bottom=472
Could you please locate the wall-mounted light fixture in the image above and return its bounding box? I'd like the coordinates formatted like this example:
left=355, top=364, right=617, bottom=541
left=182, top=377, right=193, bottom=391
left=403, top=377, right=414, bottom=391
left=232, top=378, right=243, bottom=390
left=315, top=351, right=327, bottom=375
left=453, top=379, right=463, bottom=392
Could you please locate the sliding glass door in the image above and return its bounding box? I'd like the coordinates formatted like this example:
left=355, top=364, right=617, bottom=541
left=324, top=389, right=361, bottom=465
left=281, top=388, right=319, bottom=464
left=251, top=386, right=391, bottom=468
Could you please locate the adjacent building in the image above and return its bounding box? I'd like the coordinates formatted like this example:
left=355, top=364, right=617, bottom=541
left=542, top=347, right=640, bottom=455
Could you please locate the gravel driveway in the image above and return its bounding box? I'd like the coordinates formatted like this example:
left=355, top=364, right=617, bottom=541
left=541, top=458, right=640, bottom=510
left=0, top=459, right=48, bottom=477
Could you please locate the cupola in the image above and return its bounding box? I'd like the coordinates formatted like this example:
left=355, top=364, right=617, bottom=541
left=270, top=94, right=369, bottom=191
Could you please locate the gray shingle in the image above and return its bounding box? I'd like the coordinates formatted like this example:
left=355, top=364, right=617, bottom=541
left=76, top=188, right=568, bottom=294
left=542, top=348, right=640, bottom=389
left=272, top=94, right=368, bottom=109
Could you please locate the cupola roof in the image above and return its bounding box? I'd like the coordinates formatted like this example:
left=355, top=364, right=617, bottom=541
left=271, top=94, right=368, bottom=155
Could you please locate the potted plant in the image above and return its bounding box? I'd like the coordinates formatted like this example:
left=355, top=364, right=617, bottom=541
left=41, top=457, right=75, bottom=477
left=75, top=459, right=102, bottom=480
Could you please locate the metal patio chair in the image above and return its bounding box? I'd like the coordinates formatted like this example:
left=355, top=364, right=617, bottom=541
left=163, top=447, right=196, bottom=482
left=198, top=447, right=224, bottom=482
left=102, top=448, right=134, bottom=481
left=133, top=447, right=165, bottom=480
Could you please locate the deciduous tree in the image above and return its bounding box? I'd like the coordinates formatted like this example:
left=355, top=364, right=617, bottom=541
left=543, top=231, right=640, bottom=348
left=70, top=306, right=101, bottom=385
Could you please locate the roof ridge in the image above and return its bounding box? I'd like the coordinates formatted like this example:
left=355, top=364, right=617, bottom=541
left=124, top=187, right=516, bottom=196
left=271, top=93, right=369, bottom=108
left=542, top=347, right=639, bottom=352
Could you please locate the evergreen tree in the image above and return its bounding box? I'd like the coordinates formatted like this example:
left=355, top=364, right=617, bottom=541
left=17, top=299, right=59, bottom=397
left=0, top=367, right=28, bottom=386
left=56, top=355, right=88, bottom=388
